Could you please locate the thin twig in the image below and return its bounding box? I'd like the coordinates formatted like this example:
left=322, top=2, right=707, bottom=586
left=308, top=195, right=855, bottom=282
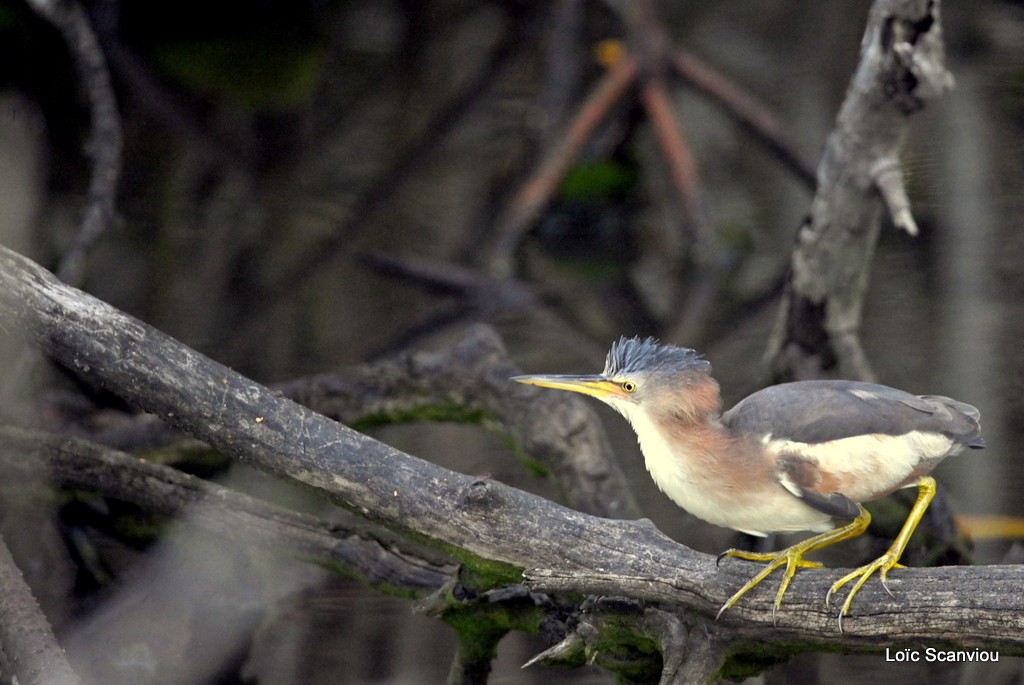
left=25, top=0, right=122, bottom=286
left=639, top=76, right=705, bottom=233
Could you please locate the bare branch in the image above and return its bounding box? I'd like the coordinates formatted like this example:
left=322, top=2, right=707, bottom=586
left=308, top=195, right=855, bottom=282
left=640, top=77, right=704, bottom=229
left=765, top=0, right=954, bottom=381
left=275, top=323, right=641, bottom=519
left=25, top=0, right=122, bottom=286
left=522, top=561, right=1024, bottom=649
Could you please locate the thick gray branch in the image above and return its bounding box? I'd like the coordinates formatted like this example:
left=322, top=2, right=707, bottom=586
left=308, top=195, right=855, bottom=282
left=276, top=325, right=641, bottom=519
left=765, top=0, right=954, bottom=381
left=1, top=244, right=1023, bottom=675
left=85, top=324, right=640, bottom=519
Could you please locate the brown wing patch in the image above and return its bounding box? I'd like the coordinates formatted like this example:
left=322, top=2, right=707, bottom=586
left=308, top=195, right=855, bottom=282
left=777, top=454, right=860, bottom=519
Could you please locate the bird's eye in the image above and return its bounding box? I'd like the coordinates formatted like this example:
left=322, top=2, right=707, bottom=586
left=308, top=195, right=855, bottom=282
left=621, top=381, right=637, bottom=393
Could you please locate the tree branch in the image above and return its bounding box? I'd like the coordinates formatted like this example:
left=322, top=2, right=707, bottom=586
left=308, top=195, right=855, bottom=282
left=275, top=323, right=641, bottom=519
left=74, top=318, right=640, bottom=519
left=25, top=0, right=122, bottom=286
left=0, top=243, right=1022, bottom=680
left=764, top=0, right=954, bottom=381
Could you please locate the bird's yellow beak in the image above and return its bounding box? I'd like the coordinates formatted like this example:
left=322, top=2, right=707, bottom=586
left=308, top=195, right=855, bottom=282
left=511, top=374, right=626, bottom=400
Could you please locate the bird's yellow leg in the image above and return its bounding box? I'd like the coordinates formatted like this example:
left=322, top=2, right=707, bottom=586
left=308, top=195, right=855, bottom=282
left=716, top=506, right=871, bottom=620
left=827, top=477, right=936, bottom=628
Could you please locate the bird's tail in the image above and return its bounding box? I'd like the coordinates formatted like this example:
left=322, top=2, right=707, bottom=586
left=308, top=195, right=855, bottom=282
left=920, top=395, right=985, bottom=449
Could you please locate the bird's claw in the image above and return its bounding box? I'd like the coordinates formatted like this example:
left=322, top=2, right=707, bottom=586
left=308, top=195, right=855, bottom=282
left=826, top=553, right=904, bottom=631
left=880, top=575, right=895, bottom=600
left=715, top=546, right=822, bottom=621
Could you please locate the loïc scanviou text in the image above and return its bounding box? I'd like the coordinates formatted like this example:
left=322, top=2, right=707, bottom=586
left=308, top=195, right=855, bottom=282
left=885, top=647, right=999, bottom=663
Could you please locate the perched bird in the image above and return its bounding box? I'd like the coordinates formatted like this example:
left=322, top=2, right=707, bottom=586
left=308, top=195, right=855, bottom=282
left=512, top=337, right=984, bottom=627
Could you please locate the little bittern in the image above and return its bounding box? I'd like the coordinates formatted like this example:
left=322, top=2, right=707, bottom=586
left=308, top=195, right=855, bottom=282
left=513, top=337, right=984, bottom=627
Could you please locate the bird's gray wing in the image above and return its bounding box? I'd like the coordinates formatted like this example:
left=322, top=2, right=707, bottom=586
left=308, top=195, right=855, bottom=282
left=721, top=380, right=983, bottom=447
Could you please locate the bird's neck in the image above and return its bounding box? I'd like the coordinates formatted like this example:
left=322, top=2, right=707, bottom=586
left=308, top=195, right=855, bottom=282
left=660, top=375, right=722, bottom=424
left=620, top=404, right=744, bottom=513
left=607, top=372, right=728, bottom=457
left=630, top=405, right=731, bottom=461
left=611, top=376, right=767, bottom=513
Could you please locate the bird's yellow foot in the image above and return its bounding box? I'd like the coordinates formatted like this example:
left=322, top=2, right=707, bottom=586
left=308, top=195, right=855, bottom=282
left=826, top=554, right=907, bottom=630
left=825, top=478, right=937, bottom=631
left=715, top=546, right=823, bottom=621
left=716, top=507, right=871, bottom=622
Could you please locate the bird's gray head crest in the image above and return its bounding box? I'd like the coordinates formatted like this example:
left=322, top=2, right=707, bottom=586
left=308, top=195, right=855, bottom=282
left=603, top=337, right=711, bottom=378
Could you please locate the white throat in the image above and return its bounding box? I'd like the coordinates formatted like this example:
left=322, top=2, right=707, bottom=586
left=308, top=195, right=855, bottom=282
left=608, top=402, right=713, bottom=516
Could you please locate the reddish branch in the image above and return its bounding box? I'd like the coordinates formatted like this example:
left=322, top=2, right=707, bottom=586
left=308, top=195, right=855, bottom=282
left=485, top=54, right=639, bottom=276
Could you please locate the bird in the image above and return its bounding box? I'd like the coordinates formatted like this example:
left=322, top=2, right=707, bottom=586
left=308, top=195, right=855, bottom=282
left=512, top=336, right=984, bottom=628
